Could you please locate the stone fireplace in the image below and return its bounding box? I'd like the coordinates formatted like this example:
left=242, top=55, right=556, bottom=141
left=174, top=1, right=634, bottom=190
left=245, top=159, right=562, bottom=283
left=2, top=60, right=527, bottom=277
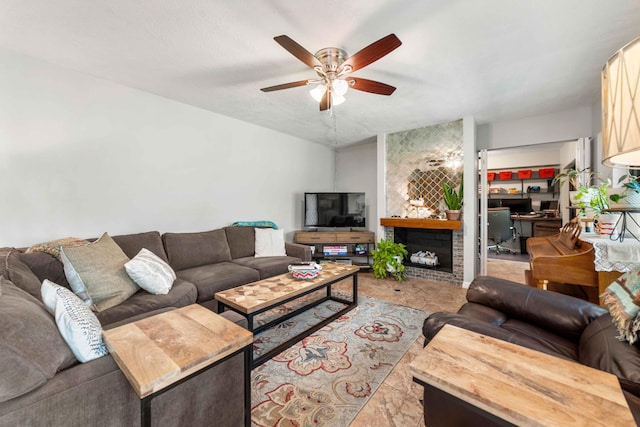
left=381, top=218, right=463, bottom=285
left=383, top=120, right=465, bottom=286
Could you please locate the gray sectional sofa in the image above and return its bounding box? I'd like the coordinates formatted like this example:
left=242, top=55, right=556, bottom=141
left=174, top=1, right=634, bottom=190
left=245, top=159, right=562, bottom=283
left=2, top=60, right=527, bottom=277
left=0, top=226, right=310, bottom=426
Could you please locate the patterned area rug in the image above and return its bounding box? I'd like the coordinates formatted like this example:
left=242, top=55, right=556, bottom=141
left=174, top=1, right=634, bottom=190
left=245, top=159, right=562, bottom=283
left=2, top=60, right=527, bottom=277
left=250, top=295, right=429, bottom=427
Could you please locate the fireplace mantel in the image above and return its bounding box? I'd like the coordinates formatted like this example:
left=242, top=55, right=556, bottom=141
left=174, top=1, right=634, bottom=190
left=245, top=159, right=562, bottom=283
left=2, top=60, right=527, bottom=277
left=380, top=218, right=462, bottom=231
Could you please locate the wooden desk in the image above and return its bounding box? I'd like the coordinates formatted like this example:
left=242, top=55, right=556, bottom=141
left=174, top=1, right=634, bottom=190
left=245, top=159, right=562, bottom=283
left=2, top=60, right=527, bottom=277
left=510, top=215, right=561, bottom=238
left=410, top=324, right=635, bottom=426
left=103, top=304, right=253, bottom=426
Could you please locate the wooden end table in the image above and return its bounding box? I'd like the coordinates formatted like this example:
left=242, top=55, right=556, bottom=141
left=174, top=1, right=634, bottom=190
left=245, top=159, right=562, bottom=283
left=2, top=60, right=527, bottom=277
left=215, top=262, right=358, bottom=367
left=103, top=304, right=253, bottom=427
left=410, top=324, right=635, bottom=426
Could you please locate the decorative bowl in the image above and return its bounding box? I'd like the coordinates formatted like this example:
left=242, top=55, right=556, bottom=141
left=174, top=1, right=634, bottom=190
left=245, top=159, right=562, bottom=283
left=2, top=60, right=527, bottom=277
left=288, top=264, right=322, bottom=280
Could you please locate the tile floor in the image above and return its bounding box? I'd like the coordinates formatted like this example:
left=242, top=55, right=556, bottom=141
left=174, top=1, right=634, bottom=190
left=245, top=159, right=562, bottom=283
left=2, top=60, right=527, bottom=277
left=336, top=271, right=467, bottom=427
left=342, top=258, right=528, bottom=426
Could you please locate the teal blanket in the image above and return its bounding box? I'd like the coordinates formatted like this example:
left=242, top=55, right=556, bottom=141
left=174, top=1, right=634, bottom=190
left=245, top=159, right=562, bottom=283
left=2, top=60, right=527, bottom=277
left=232, top=220, right=278, bottom=229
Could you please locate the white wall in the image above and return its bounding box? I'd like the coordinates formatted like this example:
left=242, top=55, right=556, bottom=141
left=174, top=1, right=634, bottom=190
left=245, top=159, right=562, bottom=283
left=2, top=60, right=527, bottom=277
left=0, top=49, right=335, bottom=247
left=335, top=139, right=377, bottom=235
left=477, top=106, right=593, bottom=150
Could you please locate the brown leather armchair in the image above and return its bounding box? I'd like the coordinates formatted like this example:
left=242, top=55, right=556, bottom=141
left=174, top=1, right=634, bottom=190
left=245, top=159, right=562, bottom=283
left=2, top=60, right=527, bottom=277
left=422, top=275, right=640, bottom=426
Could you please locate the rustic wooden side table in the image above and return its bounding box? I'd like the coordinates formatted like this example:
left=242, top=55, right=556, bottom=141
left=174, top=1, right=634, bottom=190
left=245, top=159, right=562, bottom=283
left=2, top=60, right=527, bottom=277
left=410, top=324, right=635, bottom=426
left=103, top=304, right=253, bottom=427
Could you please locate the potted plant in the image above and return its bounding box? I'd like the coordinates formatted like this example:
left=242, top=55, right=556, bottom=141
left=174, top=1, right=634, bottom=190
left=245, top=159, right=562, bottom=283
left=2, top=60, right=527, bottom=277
left=553, top=169, right=610, bottom=215
left=609, top=174, right=640, bottom=207
left=371, top=239, right=408, bottom=281
left=442, top=176, right=463, bottom=220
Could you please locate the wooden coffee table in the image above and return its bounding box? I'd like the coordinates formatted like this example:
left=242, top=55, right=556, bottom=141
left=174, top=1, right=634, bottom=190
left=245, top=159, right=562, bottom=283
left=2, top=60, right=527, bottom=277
left=215, top=262, right=359, bottom=367
left=103, top=304, right=253, bottom=427
left=410, top=324, right=635, bottom=426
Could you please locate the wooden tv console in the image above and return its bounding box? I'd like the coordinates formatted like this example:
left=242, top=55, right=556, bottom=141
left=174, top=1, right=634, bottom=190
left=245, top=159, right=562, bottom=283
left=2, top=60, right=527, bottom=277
left=294, top=230, right=375, bottom=268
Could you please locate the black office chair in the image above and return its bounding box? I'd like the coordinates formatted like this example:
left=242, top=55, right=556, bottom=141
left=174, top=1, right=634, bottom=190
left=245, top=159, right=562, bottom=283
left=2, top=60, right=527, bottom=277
left=487, top=207, right=517, bottom=254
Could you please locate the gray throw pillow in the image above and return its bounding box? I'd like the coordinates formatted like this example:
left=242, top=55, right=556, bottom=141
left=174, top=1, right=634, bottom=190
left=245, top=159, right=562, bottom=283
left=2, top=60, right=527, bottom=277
left=61, top=233, right=140, bottom=311
left=1, top=249, right=43, bottom=300
left=0, top=276, right=76, bottom=402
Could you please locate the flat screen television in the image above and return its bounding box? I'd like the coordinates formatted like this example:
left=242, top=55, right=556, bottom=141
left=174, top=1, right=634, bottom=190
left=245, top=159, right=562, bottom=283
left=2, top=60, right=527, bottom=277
left=304, top=192, right=366, bottom=228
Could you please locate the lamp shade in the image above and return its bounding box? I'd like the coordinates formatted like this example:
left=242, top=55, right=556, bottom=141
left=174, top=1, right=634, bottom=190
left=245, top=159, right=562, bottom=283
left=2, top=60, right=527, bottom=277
left=602, top=36, right=640, bottom=168
left=309, top=84, right=326, bottom=102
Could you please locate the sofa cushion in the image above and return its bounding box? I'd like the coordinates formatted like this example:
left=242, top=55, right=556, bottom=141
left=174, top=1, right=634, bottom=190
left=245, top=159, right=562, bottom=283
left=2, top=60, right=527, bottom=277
left=254, top=228, right=286, bottom=257
left=125, top=248, right=176, bottom=295
left=0, top=276, right=75, bottom=402
left=163, top=229, right=232, bottom=271
left=224, top=226, right=256, bottom=259
left=19, top=251, right=69, bottom=288
left=112, top=231, right=169, bottom=263
left=232, top=256, right=301, bottom=279
left=466, top=275, right=607, bottom=342
left=176, top=262, right=259, bottom=304
left=579, top=313, right=640, bottom=397
left=500, top=318, right=577, bottom=360
left=41, top=280, right=109, bottom=363
left=96, top=279, right=197, bottom=326
left=61, top=233, right=140, bottom=311
left=0, top=249, right=42, bottom=301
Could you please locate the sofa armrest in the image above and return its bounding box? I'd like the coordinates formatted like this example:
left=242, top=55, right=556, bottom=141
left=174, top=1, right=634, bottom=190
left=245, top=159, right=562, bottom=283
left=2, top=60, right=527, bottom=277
left=423, top=312, right=520, bottom=345
left=285, top=242, right=312, bottom=261
left=466, top=275, right=607, bottom=341
left=423, top=312, right=577, bottom=360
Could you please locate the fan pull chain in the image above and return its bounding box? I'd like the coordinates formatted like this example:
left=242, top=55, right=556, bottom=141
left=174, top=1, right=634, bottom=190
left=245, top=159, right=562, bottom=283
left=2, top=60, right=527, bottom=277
left=331, top=106, right=338, bottom=145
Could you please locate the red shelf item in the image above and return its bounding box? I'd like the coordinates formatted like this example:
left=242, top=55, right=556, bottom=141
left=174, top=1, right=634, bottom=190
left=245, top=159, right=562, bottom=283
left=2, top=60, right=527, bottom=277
left=539, top=168, right=555, bottom=178
left=499, top=171, right=512, bottom=180
left=487, top=172, right=496, bottom=181
left=518, top=169, right=532, bottom=179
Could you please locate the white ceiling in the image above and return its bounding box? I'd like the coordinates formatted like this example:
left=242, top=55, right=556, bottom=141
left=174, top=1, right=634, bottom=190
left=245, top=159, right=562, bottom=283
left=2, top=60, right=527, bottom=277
left=0, top=1, right=638, bottom=146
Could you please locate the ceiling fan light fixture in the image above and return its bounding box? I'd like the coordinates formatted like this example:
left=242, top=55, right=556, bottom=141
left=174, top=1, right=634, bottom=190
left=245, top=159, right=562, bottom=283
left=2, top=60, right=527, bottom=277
left=332, top=79, right=349, bottom=96
left=309, top=84, right=326, bottom=102
left=333, top=94, right=346, bottom=106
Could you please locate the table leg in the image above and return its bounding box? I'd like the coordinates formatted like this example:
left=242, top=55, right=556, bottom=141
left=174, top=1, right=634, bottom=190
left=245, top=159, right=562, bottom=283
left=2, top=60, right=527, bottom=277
left=536, top=279, right=548, bottom=290
left=352, top=273, right=358, bottom=303
left=244, top=346, right=251, bottom=427
left=141, top=396, right=151, bottom=427
left=247, top=313, right=254, bottom=332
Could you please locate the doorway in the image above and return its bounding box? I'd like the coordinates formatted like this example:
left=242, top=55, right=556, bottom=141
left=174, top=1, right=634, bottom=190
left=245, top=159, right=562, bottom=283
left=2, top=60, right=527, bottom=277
left=478, top=139, right=582, bottom=281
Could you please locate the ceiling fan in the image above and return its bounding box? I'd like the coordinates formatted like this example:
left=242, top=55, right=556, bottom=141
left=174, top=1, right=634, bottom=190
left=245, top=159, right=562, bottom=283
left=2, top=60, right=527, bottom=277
left=260, top=34, right=402, bottom=111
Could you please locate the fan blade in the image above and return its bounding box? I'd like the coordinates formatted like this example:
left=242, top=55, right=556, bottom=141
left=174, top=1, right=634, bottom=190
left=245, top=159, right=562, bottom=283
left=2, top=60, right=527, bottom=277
left=260, top=80, right=310, bottom=92
left=320, top=90, right=332, bottom=111
left=339, top=34, right=402, bottom=73
left=349, top=78, right=396, bottom=95
left=274, top=35, right=321, bottom=69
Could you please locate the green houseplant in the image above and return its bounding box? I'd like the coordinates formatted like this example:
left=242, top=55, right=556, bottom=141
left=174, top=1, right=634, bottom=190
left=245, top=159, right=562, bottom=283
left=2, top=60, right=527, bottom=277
left=442, top=176, right=463, bottom=220
left=552, top=168, right=610, bottom=214
left=609, top=174, right=640, bottom=206
left=371, top=239, right=408, bottom=281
